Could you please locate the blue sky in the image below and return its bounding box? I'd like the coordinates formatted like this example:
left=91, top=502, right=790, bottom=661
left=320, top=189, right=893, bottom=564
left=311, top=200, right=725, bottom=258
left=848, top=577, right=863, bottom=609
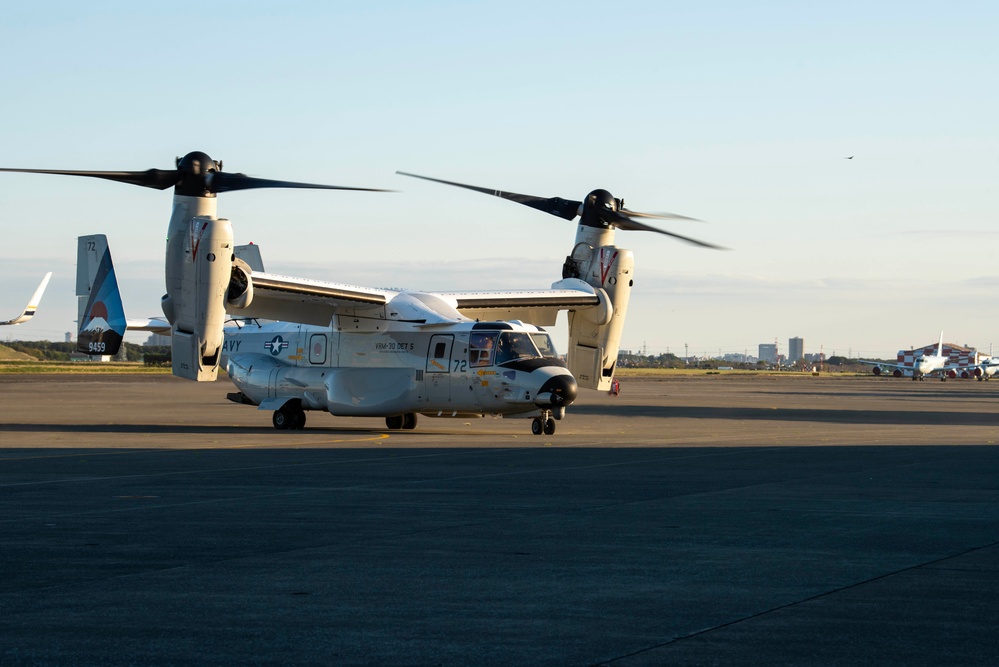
left=1, top=1, right=996, bottom=358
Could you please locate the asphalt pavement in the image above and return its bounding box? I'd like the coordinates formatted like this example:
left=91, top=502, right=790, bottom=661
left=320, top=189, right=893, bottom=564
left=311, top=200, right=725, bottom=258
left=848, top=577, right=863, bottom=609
left=1, top=373, right=997, bottom=665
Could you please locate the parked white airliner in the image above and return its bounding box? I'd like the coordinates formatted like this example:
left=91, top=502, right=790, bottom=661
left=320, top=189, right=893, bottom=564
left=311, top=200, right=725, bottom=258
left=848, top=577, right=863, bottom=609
left=861, top=332, right=955, bottom=381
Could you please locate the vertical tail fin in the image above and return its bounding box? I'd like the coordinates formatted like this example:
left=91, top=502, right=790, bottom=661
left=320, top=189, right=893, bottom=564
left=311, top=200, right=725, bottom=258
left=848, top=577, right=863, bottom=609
left=76, top=235, right=127, bottom=356
left=0, top=272, right=52, bottom=326
left=235, top=243, right=265, bottom=272
left=937, top=331, right=944, bottom=358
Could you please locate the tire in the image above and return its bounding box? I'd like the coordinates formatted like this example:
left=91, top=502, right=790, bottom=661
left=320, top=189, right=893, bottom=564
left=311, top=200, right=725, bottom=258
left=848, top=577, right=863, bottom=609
left=386, top=415, right=404, bottom=430
left=275, top=402, right=305, bottom=430
left=531, top=417, right=543, bottom=435
left=543, top=418, right=555, bottom=435
left=402, top=413, right=418, bottom=430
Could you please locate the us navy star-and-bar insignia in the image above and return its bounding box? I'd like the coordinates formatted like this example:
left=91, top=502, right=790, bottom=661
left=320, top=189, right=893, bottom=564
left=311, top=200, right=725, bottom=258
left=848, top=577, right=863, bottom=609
left=264, top=335, right=290, bottom=356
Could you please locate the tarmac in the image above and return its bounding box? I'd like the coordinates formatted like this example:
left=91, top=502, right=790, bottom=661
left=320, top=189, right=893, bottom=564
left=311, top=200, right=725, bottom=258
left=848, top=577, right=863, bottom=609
left=1, top=372, right=997, bottom=666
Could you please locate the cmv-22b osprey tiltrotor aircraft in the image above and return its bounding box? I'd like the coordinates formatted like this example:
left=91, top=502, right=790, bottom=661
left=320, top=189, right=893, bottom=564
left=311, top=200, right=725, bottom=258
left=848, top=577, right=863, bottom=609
left=4, top=152, right=720, bottom=434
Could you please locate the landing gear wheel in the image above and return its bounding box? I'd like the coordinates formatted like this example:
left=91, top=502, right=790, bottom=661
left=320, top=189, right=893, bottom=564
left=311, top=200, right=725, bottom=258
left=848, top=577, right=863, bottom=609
left=402, top=413, right=418, bottom=430
left=273, top=403, right=306, bottom=430
left=386, top=415, right=404, bottom=430
left=531, top=417, right=544, bottom=435
left=543, top=418, right=556, bottom=435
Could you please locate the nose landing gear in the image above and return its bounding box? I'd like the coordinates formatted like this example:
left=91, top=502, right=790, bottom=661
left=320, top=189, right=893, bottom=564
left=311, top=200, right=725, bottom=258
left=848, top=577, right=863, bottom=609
left=531, top=406, right=564, bottom=435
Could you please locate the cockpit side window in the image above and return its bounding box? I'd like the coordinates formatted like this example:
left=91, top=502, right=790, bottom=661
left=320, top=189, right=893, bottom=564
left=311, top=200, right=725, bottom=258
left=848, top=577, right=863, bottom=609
left=469, top=332, right=496, bottom=367
left=494, top=332, right=540, bottom=365
left=530, top=333, right=558, bottom=358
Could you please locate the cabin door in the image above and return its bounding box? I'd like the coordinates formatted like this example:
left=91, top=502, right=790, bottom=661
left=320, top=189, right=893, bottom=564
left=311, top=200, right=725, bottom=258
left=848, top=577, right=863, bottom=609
left=426, top=334, right=453, bottom=402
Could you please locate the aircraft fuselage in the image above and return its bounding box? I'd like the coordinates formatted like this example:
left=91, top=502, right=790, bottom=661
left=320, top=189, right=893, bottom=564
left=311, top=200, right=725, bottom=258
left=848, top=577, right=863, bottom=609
left=224, top=319, right=576, bottom=423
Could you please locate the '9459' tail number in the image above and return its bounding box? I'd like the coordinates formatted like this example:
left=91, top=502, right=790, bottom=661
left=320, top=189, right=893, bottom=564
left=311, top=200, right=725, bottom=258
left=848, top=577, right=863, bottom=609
left=89, top=341, right=107, bottom=353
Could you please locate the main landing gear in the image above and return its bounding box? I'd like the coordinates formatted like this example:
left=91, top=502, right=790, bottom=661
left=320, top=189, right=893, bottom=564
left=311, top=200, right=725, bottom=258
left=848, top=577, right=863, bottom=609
left=385, top=413, right=418, bottom=430
left=273, top=401, right=306, bottom=430
left=531, top=406, right=564, bottom=436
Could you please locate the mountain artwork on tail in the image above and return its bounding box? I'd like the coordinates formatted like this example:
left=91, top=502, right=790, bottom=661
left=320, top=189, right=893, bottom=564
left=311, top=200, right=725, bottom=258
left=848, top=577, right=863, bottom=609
left=77, top=236, right=127, bottom=356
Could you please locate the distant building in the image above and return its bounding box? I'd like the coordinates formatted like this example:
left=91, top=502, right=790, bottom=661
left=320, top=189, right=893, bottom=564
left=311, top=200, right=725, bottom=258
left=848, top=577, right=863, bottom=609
left=145, top=333, right=171, bottom=346
left=788, top=337, right=804, bottom=363
left=758, top=343, right=778, bottom=363
left=64, top=331, right=72, bottom=343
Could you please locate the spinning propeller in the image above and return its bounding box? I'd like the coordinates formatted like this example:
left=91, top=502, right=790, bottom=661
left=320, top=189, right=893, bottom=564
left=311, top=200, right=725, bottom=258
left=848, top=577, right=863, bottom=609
left=397, top=171, right=723, bottom=249
left=0, top=151, right=392, bottom=197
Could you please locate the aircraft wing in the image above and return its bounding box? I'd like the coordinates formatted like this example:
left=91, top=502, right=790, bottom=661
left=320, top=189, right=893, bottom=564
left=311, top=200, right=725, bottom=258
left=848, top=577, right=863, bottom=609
left=1, top=272, right=52, bottom=326
left=859, top=360, right=904, bottom=369
left=234, top=272, right=394, bottom=326
left=438, top=278, right=603, bottom=326
left=234, top=272, right=600, bottom=328
left=126, top=318, right=172, bottom=334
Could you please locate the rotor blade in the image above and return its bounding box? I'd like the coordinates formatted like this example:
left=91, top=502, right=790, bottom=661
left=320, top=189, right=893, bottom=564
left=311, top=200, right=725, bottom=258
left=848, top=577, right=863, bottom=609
left=0, top=167, right=181, bottom=190
left=212, top=172, right=393, bottom=194
left=621, top=207, right=703, bottom=223
left=614, top=215, right=727, bottom=249
left=397, top=171, right=581, bottom=221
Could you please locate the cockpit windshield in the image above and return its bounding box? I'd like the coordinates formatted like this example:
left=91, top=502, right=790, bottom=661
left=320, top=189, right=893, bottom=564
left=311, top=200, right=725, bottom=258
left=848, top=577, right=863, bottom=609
left=494, top=332, right=541, bottom=365
left=469, top=331, right=560, bottom=367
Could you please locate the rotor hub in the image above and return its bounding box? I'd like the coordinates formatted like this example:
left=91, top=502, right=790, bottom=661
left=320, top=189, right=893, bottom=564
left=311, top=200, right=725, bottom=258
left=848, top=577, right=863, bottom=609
left=580, top=189, right=620, bottom=228
left=175, top=151, right=222, bottom=198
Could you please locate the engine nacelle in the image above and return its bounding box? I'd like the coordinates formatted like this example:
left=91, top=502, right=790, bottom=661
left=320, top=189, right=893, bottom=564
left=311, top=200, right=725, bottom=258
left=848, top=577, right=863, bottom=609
left=872, top=366, right=882, bottom=376
left=226, top=258, right=254, bottom=310
left=564, top=242, right=633, bottom=391
left=892, top=369, right=903, bottom=378
left=162, top=215, right=234, bottom=381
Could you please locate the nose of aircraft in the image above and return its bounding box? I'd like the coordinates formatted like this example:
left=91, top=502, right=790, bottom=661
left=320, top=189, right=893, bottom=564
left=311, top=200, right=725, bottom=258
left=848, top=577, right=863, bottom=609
left=537, top=374, right=578, bottom=407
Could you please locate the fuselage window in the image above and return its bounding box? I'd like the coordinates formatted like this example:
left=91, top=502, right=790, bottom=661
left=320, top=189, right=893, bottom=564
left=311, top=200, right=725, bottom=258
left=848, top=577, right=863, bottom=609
left=434, top=342, right=447, bottom=359
left=469, top=332, right=496, bottom=367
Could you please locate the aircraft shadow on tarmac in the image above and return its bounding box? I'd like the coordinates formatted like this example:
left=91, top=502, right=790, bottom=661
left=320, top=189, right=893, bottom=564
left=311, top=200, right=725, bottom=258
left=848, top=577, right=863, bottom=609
left=571, top=404, right=999, bottom=426
left=0, top=423, right=384, bottom=436
left=1, top=405, right=997, bottom=434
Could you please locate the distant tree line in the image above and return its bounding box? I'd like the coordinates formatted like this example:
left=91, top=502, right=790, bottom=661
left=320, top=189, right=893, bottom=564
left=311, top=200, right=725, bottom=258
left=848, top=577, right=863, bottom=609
left=3, top=341, right=171, bottom=364
left=142, top=347, right=171, bottom=366
left=618, top=353, right=766, bottom=370
left=619, top=352, right=884, bottom=373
